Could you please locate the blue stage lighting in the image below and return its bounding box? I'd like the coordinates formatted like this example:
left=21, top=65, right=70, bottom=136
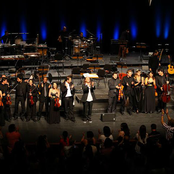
left=164, top=15, right=170, bottom=39
left=20, top=17, right=27, bottom=40
left=80, top=22, right=87, bottom=37
left=130, top=20, right=137, bottom=40
left=1, top=22, right=6, bottom=42
left=155, top=8, right=161, bottom=38
left=41, top=21, right=47, bottom=41
left=96, top=23, right=102, bottom=41
left=113, top=24, right=119, bottom=40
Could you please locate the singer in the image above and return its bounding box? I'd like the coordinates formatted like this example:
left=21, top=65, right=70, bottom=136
left=81, top=76, right=96, bottom=123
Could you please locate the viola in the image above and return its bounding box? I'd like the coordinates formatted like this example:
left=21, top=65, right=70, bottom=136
left=161, top=74, right=170, bottom=103
left=29, top=95, right=34, bottom=105
left=54, top=97, right=60, bottom=108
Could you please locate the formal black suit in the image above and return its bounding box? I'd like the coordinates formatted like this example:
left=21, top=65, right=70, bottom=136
left=107, top=77, right=124, bottom=113
left=81, top=83, right=96, bottom=121
left=38, top=82, right=50, bottom=118
left=60, top=81, right=75, bottom=121
left=26, top=84, right=38, bottom=121
left=13, top=81, right=27, bottom=119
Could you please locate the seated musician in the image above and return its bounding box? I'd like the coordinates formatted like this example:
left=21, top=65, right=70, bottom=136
left=107, top=71, right=125, bottom=115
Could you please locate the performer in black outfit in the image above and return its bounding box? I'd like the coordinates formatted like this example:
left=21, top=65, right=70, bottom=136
left=60, top=76, right=75, bottom=122
left=0, top=77, right=12, bottom=122
left=13, top=74, right=27, bottom=121
left=107, top=72, right=125, bottom=114
left=149, top=50, right=161, bottom=77
left=26, top=79, right=38, bottom=122
left=38, top=77, right=51, bottom=120
left=155, top=68, right=169, bottom=113
left=118, top=29, right=130, bottom=58
left=57, top=26, right=69, bottom=54
left=81, top=76, right=96, bottom=123
left=0, top=30, right=10, bottom=44
left=122, top=69, right=134, bottom=115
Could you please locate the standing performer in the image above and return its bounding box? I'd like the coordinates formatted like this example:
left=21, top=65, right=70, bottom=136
left=48, top=82, right=60, bottom=124
left=149, top=50, right=161, bottom=77
left=81, top=76, right=96, bottom=123
left=26, top=79, right=38, bottom=122
left=0, top=77, right=12, bottom=122
left=13, top=74, right=27, bottom=121
left=107, top=72, right=125, bottom=115
left=144, top=71, right=156, bottom=114
left=155, top=68, right=169, bottom=113
left=38, top=77, right=51, bottom=120
left=122, top=69, right=134, bottom=115
left=0, top=89, right=5, bottom=126
left=60, top=76, right=75, bottom=122
left=133, top=69, right=145, bottom=113
left=118, top=29, right=130, bottom=58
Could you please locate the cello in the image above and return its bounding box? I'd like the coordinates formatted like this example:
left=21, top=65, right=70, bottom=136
left=161, top=74, right=170, bottom=103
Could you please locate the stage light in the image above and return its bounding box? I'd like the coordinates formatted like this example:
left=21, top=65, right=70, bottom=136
left=40, top=21, right=47, bottom=41
left=80, top=22, right=87, bottom=37
left=164, top=14, right=170, bottom=39
left=113, top=24, right=119, bottom=40
left=1, top=21, right=6, bottom=42
left=130, top=19, right=137, bottom=40
left=96, top=22, right=102, bottom=41
left=20, top=17, right=27, bottom=40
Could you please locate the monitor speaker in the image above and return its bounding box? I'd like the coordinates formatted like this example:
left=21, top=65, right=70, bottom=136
left=101, top=113, right=116, bottom=122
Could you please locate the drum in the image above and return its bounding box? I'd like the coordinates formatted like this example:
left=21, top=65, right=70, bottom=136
left=37, top=44, right=48, bottom=56
left=80, top=41, right=88, bottom=48
left=73, top=39, right=80, bottom=46
left=73, top=46, right=80, bottom=54
left=15, top=38, right=22, bottom=45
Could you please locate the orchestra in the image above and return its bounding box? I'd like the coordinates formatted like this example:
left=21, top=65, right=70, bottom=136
left=0, top=27, right=173, bottom=125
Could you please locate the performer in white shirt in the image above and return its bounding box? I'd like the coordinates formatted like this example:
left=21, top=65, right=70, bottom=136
left=60, top=76, right=75, bottom=122
left=81, top=77, right=96, bottom=123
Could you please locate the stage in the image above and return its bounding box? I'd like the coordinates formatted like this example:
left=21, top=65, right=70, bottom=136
left=1, top=51, right=174, bottom=145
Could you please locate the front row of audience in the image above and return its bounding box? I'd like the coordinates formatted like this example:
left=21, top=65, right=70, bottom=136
left=0, top=108, right=174, bottom=174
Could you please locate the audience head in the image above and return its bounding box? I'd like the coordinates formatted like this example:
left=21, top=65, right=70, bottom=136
left=8, top=124, right=16, bottom=133
left=103, top=126, right=112, bottom=138
left=139, top=125, right=147, bottom=140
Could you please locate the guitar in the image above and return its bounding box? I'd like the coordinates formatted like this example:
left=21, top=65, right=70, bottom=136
left=167, top=55, right=174, bottom=74
left=158, top=49, right=164, bottom=62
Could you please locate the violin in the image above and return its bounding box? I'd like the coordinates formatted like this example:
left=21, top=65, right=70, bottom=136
left=54, top=97, right=60, bottom=108
left=6, top=95, right=12, bottom=105
left=0, top=97, right=3, bottom=107
left=29, top=89, right=35, bottom=105
left=118, top=83, right=124, bottom=102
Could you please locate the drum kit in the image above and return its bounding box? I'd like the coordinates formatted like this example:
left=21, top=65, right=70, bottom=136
left=72, top=36, right=96, bottom=55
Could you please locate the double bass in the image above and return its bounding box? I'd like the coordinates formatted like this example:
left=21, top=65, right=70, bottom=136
left=161, top=74, right=170, bottom=103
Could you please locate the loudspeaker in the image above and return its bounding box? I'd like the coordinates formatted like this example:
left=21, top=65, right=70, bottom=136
left=101, top=113, right=116, bottom=122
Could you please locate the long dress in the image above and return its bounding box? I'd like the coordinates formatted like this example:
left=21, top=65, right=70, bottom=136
left=0, top=105, right=5, bottom=126
left=48, top=92, right=60, bottom=124
left=144, top=82, right=156, bottom=113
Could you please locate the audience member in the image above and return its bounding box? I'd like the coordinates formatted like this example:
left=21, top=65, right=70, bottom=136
left=5, top=124, right=21, bottom=154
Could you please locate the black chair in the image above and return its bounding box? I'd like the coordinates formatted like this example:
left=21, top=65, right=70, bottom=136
left=104, top=64, right=113, bottom=81
left=71, top=67, right=82, bottom=85
left=96, top=69, right=106, bottom=88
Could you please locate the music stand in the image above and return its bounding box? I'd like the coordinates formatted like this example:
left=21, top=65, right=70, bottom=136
left=62, top=36, right=71, bottom=60
left=136, top=43, right=147, bottom=62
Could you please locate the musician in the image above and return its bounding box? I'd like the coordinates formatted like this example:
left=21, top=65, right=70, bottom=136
left=13, top=74, right=27, bottom=121
left=25, top=79, right=37, bottom=122
left=155, top=68, right=169, bottom=113
left=118, top=29, right=130, bottom=58
left=149, top=50, right=161, bottom=77
left=0, top=77, right=12, bottom=122
left=48, top=82, right=60, bottom=124
left=0, top=30, right=10, bottom=44
left=60, top=76, right=75, bottom=122
left=37, top=77, right=51, bottom=120
left=122, top=69, right=134, bottom=115
left=133, top=69, right=145, bottom=113
left=81, top=76, right=96, bottom=123
left=57, top=26, right=69, bottom=54
left=0, top=89, right=5, bottom=126
left=107, top=72, right=125, bottom=115
left=79, top=32, right=86, bottom=41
